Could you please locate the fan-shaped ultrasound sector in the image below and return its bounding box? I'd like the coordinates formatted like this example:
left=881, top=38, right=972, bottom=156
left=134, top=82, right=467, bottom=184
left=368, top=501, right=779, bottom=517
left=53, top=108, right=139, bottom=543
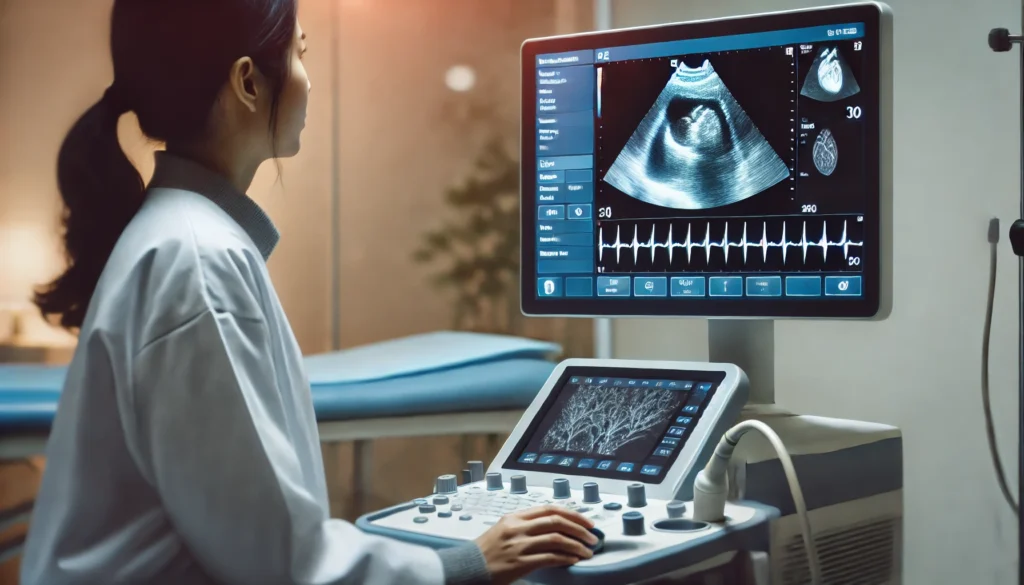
left=603, top=60, right=790, bottom=210
left=800, top=47, right=860, bottom=102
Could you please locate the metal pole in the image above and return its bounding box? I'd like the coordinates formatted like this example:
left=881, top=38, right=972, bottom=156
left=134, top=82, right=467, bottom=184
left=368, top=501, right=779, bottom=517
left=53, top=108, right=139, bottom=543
left=593, top=0, right=613, bottom=359
left=1017, top=0, right=1023, bottom=573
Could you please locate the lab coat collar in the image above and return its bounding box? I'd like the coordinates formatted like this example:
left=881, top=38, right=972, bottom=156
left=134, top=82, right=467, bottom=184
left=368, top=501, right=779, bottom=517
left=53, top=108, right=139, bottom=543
left=149, top=151, right=280, bottom=260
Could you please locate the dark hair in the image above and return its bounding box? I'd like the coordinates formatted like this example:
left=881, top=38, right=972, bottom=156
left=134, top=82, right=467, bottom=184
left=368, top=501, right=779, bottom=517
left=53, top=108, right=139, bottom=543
left=34, top=0, right=297, bottom=330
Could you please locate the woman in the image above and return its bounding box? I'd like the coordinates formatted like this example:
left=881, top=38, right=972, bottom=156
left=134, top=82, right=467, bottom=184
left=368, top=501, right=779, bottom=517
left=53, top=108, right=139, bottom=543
left=20, top=1, right=598, bottom=584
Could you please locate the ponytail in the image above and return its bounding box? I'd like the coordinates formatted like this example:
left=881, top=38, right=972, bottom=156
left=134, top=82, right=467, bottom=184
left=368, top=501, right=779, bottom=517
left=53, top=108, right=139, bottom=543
left=34, top=87, right=144, bottom=331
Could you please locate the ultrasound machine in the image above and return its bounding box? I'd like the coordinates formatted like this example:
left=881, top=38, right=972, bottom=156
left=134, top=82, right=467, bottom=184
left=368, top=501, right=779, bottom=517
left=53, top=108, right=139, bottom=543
left=357, top=4, right=899, bottom=584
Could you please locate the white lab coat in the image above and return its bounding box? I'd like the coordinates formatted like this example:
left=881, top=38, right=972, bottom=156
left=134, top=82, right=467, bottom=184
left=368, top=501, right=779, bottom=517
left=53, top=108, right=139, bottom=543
left=20, top=153, right=490, bottom=585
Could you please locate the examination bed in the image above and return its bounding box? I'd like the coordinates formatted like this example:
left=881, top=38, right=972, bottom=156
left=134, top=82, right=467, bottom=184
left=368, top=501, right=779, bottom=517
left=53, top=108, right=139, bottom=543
left=0, top=331, right=560, bottom=562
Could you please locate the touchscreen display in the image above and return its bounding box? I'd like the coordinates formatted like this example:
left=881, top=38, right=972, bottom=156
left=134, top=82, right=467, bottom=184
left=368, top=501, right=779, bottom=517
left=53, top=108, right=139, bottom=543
left=505, top=367, right=724, bottom=483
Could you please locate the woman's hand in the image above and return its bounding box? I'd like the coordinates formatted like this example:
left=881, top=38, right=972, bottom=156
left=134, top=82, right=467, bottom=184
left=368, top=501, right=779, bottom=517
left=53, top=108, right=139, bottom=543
left=474, top=505, right=598, bottom=585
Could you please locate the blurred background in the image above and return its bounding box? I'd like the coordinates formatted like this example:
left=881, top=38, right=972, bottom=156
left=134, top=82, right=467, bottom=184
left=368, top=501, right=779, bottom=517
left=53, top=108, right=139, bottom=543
left=0, top=0, right=597, bottom=581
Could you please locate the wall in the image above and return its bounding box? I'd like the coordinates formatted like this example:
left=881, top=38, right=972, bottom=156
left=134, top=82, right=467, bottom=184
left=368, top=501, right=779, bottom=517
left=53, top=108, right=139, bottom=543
left=0, top=0, right=566, bottom=354
left=607, top=0, right=1021, bottom=582
left=0, top=3, right=590, bottom=580
left=0, top=0, right=336, bottom=354
left=335, top=0, right=574, bottom=348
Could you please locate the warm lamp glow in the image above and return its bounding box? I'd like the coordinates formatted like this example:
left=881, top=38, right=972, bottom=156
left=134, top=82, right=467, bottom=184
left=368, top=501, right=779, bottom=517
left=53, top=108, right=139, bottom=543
left=445, top=65, right=476, bottom=92
left=0, top=223, right=58, bottom=304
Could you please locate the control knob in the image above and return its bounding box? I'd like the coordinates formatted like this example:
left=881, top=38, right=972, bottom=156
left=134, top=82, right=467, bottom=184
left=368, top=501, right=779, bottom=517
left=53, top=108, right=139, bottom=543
left=510, top=475, right=528, bottom=494
left=486, top=472, right=504, bottom=491
left=622, top=511, right=645, bottom=536
left=666, top=500, right=686, bottom=519
left=552, top=478, right=571, bottom=499
left=627, top=483, right=647, bottom=508
left=435, top=474, right=458, bottom=495
left=582, top=482, right=601, bottom=504
left=468, top=461, right=485, bottom=483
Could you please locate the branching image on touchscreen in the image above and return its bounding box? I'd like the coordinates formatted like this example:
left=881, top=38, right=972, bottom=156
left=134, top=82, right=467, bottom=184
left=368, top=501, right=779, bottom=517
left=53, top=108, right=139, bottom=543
left=508, top=374, right=720, bottom=483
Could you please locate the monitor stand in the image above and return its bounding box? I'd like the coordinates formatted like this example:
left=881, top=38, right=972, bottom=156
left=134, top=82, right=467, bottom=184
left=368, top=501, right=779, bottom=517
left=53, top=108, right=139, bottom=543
left=706, top=319, right=788, bottom=418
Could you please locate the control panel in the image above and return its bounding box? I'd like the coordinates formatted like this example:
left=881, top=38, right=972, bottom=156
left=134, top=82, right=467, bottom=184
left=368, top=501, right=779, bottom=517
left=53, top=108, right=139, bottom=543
left=357, top=360, right=776, bottom=584
left=361, top=471, right=773, bottom=584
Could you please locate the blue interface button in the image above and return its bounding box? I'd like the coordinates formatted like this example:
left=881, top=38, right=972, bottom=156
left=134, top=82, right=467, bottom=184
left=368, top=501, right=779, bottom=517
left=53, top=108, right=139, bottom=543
left=597, top=460, right=615, bottom=470
left=565, top=277, right=593, bottom=297
left=746, top=276, right=782, bottom=297
left=564, top=182, right=594, bottom=203
left=565, top=169, right=593, bottom=182
left=675, top=416, right=693, bottom=425
left=537, top=246, right=593, bottom=275
left=538, top=170, right=564, bottom=183
left=634, top=276, right=668, bottom=297
left=652, top=447, right=674, bottom=458
left=538, top=455, right=558, bottom=465
left=660, top=437, right=680, bottom=447
left=666, top=381, right=694, bottom=391
left=537, top=155, right=593, bottom=171
left=537, top=221, right=594, bottom=235
left=708, top=276, right=743, bottom=297
left=537, top=232, right=591, bottom=246
left=825, top=275, right=863, bottom=296
left=616, top=462, right=635, bottom=473
left=567, top=204, right=592, bottom=220
left=578, top=458, right=596, bottom=469
left=640, top=465, right=662, bottom=476
left=538, top=205, right=565, bottom=220
left=537, top=277, right=562, bottom=297
left=682, top=405, right=699, bottom=415
left=518, top=452, right=538, bottom=464
left=536, top=184, right=565, bottom=204
left=696, top=382, right=713, bottom=393
left=597, top=276, right=631, bottom=297
left=786, top=275, right=822, bottom=297
left=666, top=426, right=685, bottom=437
left=671, top=276, right=706, bottom=297
left=558, top=457, right=575, bottom=467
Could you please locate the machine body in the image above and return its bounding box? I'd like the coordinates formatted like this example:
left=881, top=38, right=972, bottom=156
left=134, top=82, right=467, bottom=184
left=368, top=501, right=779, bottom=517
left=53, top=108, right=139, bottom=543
left=359, top=360, right=777, bottom=585
left=359, top=2, right=900, bottom=583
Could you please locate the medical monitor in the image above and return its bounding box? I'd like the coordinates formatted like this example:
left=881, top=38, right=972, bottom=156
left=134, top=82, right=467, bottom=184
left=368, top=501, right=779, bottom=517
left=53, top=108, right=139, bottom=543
left=520, top=3, right=892, bottom=318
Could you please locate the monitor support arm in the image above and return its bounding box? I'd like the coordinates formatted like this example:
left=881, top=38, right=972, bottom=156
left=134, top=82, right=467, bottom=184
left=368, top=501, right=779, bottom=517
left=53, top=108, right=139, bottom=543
left=707, top=320, right=775, bottom=409
left=987, top=24, right=1023, bottom=585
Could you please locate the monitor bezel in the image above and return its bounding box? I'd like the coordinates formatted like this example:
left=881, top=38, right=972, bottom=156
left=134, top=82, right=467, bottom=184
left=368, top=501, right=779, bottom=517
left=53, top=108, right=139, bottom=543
left=519, top=2, right=892, bottom=319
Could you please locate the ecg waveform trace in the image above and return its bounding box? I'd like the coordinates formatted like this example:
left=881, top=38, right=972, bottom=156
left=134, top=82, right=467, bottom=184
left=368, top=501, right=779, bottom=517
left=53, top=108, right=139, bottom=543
left=598, top=218, right=863, bottom=269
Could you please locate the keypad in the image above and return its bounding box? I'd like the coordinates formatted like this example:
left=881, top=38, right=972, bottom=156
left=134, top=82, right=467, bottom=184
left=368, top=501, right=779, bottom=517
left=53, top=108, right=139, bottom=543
left=446, top=486, right=588, bottom=519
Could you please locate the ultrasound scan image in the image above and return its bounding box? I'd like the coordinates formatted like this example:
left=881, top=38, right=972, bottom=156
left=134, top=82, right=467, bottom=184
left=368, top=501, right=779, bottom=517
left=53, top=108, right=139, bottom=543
left=539, top=384, right=681, bottom=457
left=603, top=60, right=790, bottom=210
left=812, top=128, right=838, bottom=176
left=800, top=47, right=860, bottom=102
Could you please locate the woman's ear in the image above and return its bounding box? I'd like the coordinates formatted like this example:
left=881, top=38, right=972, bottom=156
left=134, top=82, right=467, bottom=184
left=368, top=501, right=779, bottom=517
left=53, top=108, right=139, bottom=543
left=228, top=57, right=258, bottom=113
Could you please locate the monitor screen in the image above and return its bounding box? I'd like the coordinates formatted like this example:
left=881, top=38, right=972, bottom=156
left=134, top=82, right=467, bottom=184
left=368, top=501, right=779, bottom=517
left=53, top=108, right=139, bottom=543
left=504, top=366, right=725, bottom=484
left=520, top=3, right=886, bottom=318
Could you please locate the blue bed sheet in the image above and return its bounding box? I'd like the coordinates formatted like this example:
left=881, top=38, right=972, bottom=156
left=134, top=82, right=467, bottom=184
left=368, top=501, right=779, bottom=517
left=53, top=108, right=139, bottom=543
left=303, top=331, right=559, bottom=385
left=0, top=332, right=559, bottom=431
